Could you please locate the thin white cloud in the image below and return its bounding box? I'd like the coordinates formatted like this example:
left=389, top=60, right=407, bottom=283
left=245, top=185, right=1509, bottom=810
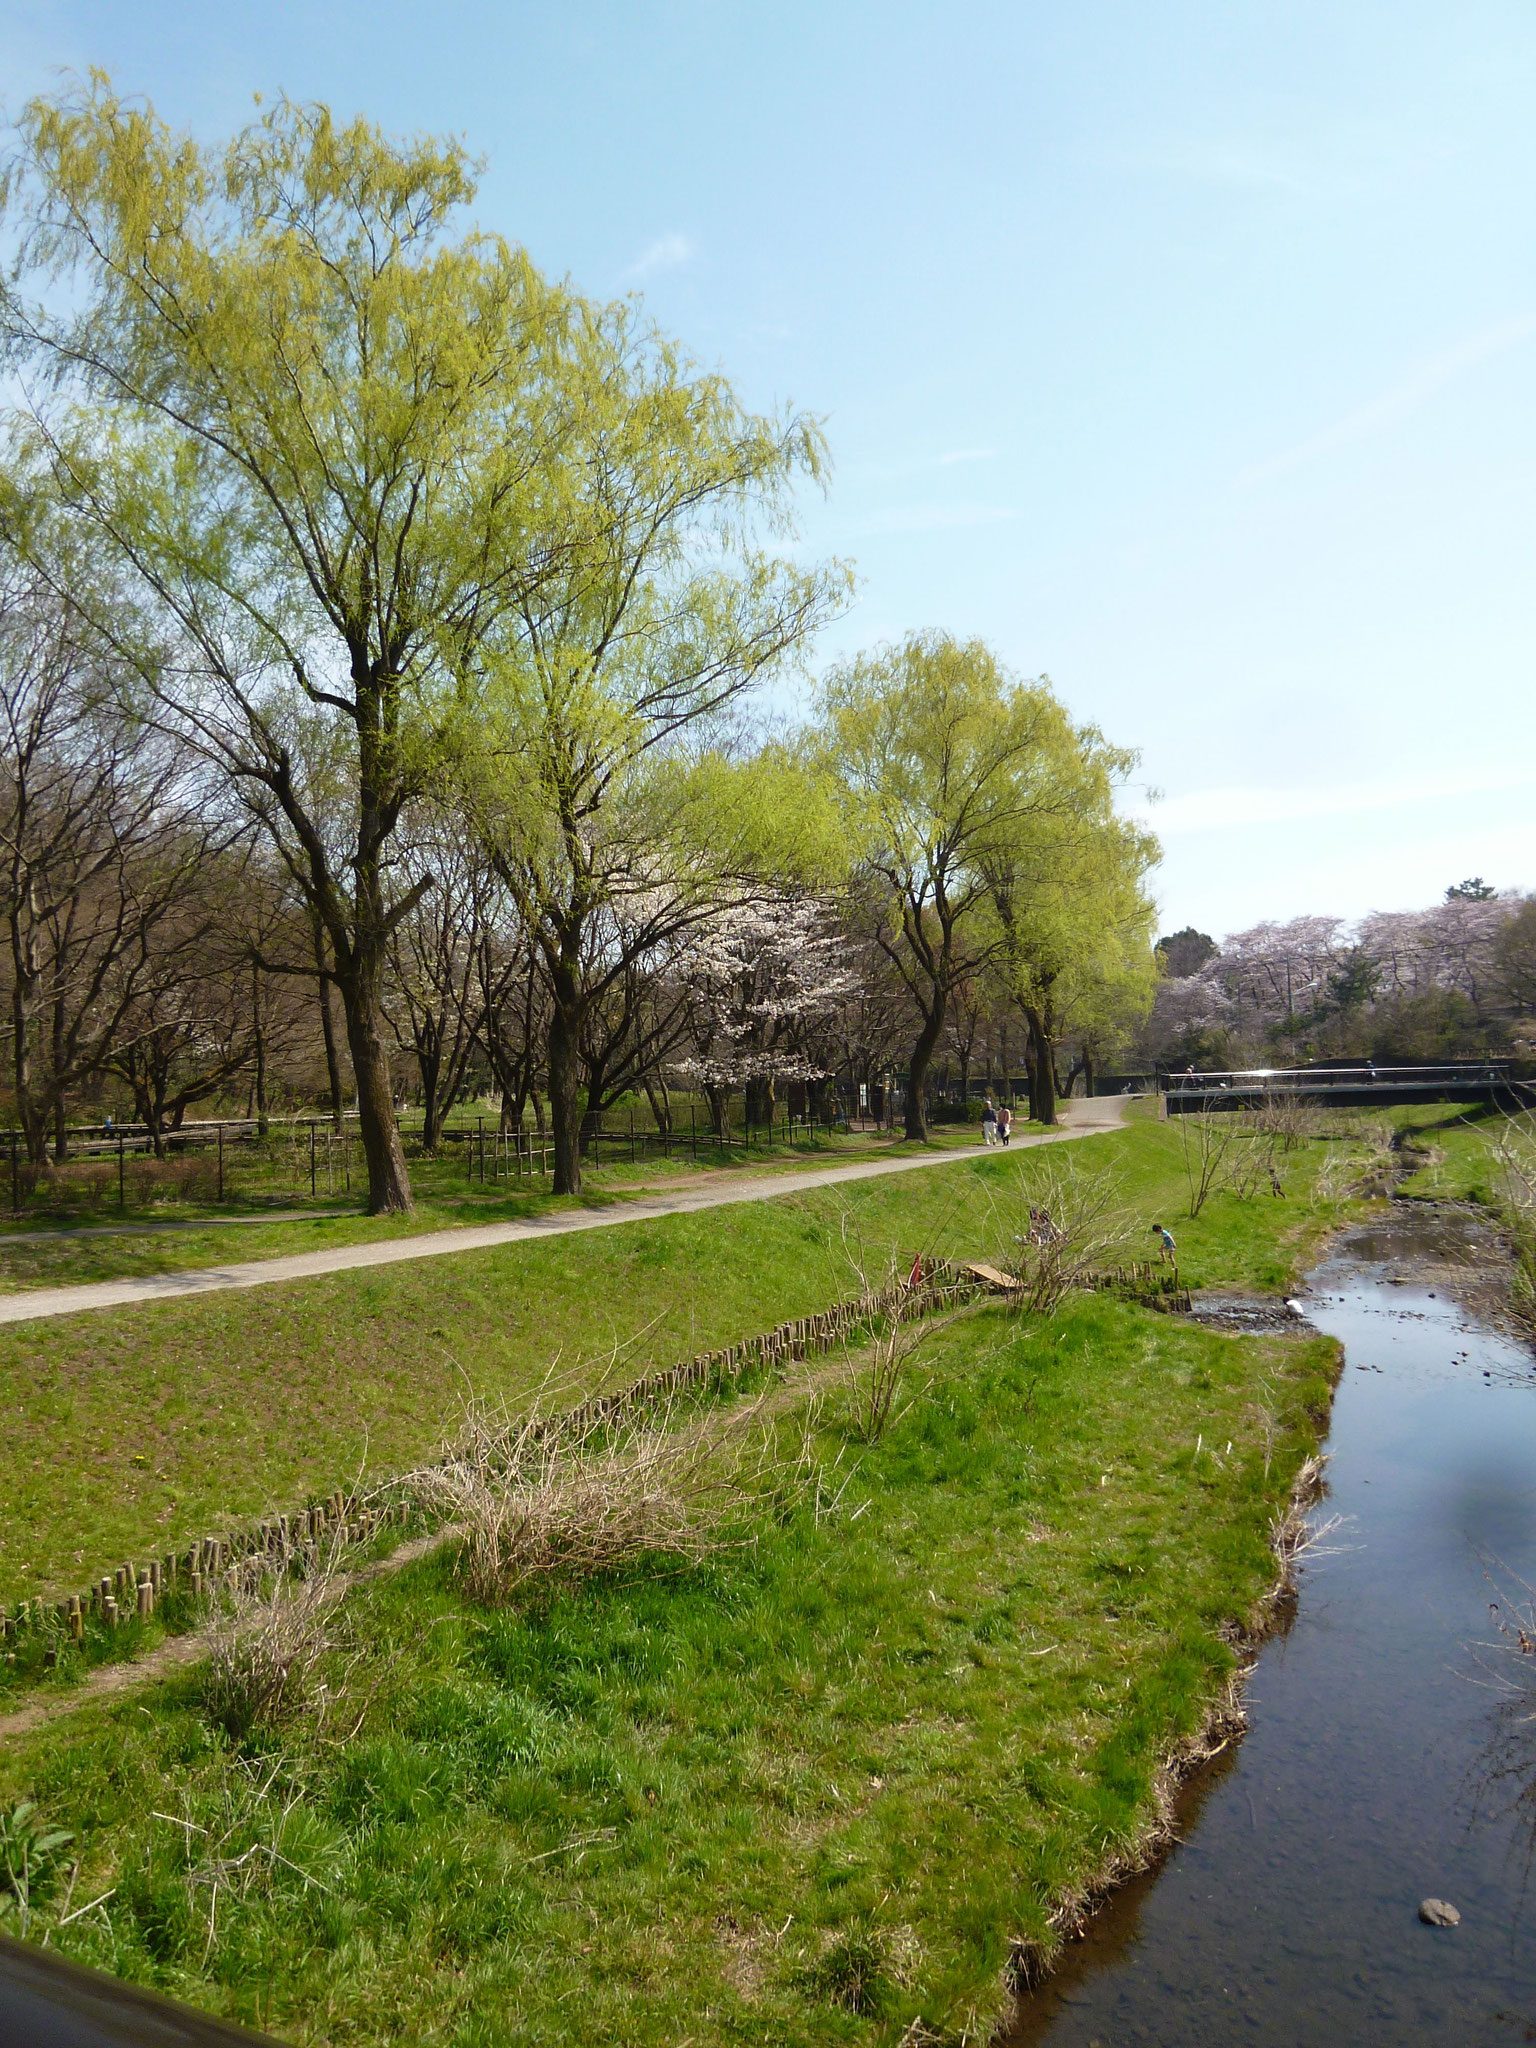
left=624, top=232, right=695, bottom=282
left=1132, top=766, right=1536, bottom=836
left=935, top=447, right=997, bottom=467
left=1241, top=314, right=1536, bottom=483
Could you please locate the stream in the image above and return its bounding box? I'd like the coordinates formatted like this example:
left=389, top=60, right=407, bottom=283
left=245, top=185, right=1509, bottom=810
left=1007, top=1205, right=1536, bottom=2045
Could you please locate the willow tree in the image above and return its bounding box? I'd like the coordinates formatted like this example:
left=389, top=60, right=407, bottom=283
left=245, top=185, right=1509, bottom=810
left=986, top=800, right=1158, bottom=1122
left=470, top=304, right=846, bottom=1196
left=819, top=633, right=1090, bottom=1141
left=1, top=84, right=576, bottom=1211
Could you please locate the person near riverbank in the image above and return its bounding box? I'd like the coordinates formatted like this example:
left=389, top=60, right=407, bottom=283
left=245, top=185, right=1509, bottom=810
left=1151, top=1221, right=1177, bottom=1264
left=997, top=1104, right=1012, bottom=1146
left=982, top=1098, right=997, bottom=1145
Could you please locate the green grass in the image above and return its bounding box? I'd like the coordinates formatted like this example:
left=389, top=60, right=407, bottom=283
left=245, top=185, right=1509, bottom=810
left=0, top=1114, right=1367, bottom=1615
left=0, top=1125, right=975, bottom=1296
left=1390, top=1101, right=1508, bottom=1202
left=0, top=1292, right=1337, bottom=2045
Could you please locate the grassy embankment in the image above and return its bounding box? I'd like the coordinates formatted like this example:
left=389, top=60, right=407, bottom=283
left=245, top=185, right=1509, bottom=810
left=1390, top=1100, right=1509, bottom=1203
left=0, top=1112, right=1368, bottom=2043
left=0, top=1123, right=984, bottom=1297
left=3, top=1111, right=1335, bottom=1613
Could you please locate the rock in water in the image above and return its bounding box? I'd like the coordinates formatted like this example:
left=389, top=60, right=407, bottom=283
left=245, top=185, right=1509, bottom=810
left=1419, top=1898, right=1461, bottom=1927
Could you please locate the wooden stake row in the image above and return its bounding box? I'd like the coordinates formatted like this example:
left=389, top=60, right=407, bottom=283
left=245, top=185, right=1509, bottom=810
left=3, top=1259, right=987, bottom=1645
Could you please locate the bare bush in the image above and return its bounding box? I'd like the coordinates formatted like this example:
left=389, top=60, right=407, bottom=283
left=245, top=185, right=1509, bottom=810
left=1246, top=1091, right=1320, bottom=1154
left=410, top=1400, right=766, bottom=1608
left=1491, top=1113, right=1536, bottom=1334
left=1177, top=1108, right=1241, bottom=1217
left=995, top=1152, right=1131, bottom=1313
left=201, top=1557, right=342, bottom=1739
left=844, top=1286, right=931, bottom=1444
left=831, top=1214, right=954, bottom=1443
left=1225, top=1120, right=1285, bottom=1202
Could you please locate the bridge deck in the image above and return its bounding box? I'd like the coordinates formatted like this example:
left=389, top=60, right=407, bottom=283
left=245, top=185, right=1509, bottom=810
left=1163, top=1066, right=1533, bottom=1114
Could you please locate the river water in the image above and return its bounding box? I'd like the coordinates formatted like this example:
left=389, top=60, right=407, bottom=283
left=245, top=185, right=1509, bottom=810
left=1008, top=1207, right=1536, bottom=2046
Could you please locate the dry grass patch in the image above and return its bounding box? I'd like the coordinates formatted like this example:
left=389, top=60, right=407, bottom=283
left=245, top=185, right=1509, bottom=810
left=408, top=1396, right=790, bottom=1611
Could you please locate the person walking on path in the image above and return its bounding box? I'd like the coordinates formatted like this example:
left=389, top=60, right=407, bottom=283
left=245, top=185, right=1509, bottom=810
left=982, top=1098, right=998, bottom=1146
left=996, top=1104, right=1013, bottom=1147
left=1151, top=1221, right=1177, bottom=1265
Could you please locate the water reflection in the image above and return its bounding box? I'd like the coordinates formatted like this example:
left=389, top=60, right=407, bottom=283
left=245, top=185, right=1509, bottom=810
left=1007, top=1210, right=1536, bottom=2047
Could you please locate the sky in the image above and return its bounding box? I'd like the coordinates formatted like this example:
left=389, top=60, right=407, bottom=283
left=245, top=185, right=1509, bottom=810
left=4, top=0, right=1535, bottom=941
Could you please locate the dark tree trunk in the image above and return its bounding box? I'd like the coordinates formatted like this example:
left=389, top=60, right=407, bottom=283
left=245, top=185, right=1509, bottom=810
left=418, top=1042, right=444, bottom=1153
left=745, top=1072, right=775, bottom=1128
left=334, top=950, right=414, bottom=1214
left=1023, top=1006, right=1057, bottom=1125
left=904, top=1000, right=946, bottom=1142
left=311, top=914, right=345, bottom=1133
left=643, top=1074, right=672, bottom=1138
left=705, top=1082, right=730, bottom=1143
left=50, top=995, right=68, bottom=1162
left=251, top=966, right=269, bottom=1138
left=546, top=969, right=583, bottom=1195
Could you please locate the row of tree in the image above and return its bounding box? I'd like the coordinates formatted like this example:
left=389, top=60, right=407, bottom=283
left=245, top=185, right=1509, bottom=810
left=0, top=83, right=1158, bottom=1207
left=1146, top=881, right=1536, bottom=1068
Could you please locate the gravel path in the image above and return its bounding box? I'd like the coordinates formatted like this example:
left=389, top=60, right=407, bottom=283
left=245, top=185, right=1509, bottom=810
left=0, top=1099, right=1129, bottom=1327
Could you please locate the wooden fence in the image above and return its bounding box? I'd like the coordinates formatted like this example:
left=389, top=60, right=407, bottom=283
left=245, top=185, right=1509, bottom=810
left=1, top=1258, right=992, bottom=1649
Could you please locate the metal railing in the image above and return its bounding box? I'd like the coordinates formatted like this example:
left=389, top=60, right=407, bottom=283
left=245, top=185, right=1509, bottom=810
left=1162, top=1061, right=1533, bottom=1113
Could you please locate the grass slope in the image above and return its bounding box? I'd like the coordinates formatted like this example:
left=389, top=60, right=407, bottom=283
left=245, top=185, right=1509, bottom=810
left=0, top=1129, right=982, bottom=1297
left=0, top=1116, right=1359, bottom=1609
left=1, top=1293, right=1336, bottom=2045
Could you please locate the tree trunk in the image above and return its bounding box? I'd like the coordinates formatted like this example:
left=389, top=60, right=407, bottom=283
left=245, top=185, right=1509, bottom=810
left=252, top=972, right=269, bottom=1139
left=1024, top=1006, right=1056, bottom=1125
left=11, top=958, right=48, bottom=1168
left=334, top=955, right=414, bottom=1214
left=904, top=1001, right=945, bottom=1142
left=50, top=995, right=68, bottom=1162
left=643, top=1075, right=672, bottom=1138
left=418, top=1033, right=444, bottom=1153
left=745, top=1072, right=775, bottom=1128
left=547, top=973, right=583, bottom=1196
left=705, top=1082, right=730, bottom=1143
left=311, top=915, right=345, bottom=1133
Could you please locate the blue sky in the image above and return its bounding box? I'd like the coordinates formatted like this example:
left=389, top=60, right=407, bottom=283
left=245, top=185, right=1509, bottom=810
left=6, top=1, right=1535, bottom=939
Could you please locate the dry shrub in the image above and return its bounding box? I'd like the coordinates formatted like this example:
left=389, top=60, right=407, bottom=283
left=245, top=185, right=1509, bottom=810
left=201, top=1555, right=342, bottom=1739
left=1177, top=1107, right=1241, bottom=1217
left=1225, top=1120, right=1286, bottom=1201
left=844, top=1291, right=931, bottom=1445
left=410, top=1399, right=770, bottom=1609
left=831, top=1214, right=953, bottom=1444
left=1247, top=1091, right=1320, bottom=1153
left=128, top=1154, right=222, bottom=1205
left=996, top=1152, right=1131, bottom=1312
left=1491, top=1112, right=1536, bottom=1335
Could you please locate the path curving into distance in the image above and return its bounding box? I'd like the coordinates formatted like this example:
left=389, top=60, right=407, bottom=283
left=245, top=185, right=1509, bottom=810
left=0, top=1097, right=1131, bottom=1327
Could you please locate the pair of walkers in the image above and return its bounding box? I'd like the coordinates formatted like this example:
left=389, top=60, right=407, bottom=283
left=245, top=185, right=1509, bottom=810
left=981, top=1098, right=1013, bottom=1147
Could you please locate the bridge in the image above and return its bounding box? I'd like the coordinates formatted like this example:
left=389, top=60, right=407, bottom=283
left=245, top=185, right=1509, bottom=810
left=1162, top=1060, right=1535, bottom=1114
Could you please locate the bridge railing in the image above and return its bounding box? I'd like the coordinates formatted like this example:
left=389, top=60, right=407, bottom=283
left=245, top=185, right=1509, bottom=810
left=1162, top=1062, right=1533, bottom=1114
